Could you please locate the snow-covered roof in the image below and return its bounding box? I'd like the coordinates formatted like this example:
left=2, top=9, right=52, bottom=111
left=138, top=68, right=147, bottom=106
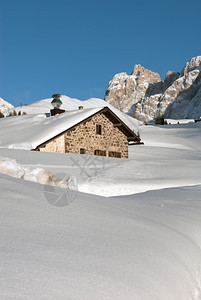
left=0, top=107, right=139, bottom=150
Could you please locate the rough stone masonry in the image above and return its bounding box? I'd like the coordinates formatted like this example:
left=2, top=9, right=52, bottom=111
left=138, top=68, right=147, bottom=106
left=38, top=112, right=129, bottom=158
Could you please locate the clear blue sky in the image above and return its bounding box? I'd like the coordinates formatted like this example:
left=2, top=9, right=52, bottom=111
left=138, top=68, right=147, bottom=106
left=1, top=0, right=201, bottom=106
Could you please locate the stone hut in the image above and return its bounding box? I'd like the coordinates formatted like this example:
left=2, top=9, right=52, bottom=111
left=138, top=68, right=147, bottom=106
left=33, top=107, right=141, bottom=158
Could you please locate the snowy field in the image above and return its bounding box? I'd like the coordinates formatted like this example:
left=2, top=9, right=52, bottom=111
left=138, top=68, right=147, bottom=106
left=1, top=121, right=200, bottom=197
left=0, top=121, right=201, bottom=299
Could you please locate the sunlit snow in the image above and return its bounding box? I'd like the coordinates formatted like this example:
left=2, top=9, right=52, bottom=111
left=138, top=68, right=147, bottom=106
left=0, top=102, right=201, bottom=299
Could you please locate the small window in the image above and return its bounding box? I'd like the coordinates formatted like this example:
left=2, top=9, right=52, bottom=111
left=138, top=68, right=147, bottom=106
left=94, top=149, right=106, bottom=156
left=80, top=148, right=86, bottom=154
left=108, top=151, right=121, bottom=158
left=96, top=124, right=102, bottom=135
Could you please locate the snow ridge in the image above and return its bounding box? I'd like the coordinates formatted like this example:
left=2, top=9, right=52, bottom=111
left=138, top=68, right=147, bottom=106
left=0, top=97, right=14, bottom=114
left=0, top=155, right=76, bottom=188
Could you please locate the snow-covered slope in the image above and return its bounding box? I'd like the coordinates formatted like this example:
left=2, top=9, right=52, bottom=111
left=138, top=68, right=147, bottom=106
left=1, top=120, right=201, bottom=197
left=0, top=97, right=14, bottom=114
left=0, top=155, right=77, bottom=189
left=1, top=115, right=201, bottom=298
left=1, top=171, right=201, bottom=299
left=13, top=95, right=141, bottom=131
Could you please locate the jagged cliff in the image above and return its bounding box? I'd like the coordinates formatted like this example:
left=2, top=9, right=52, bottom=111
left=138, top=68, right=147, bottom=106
left=105, top=56, right=201, bottom=122
left=105, top=65, right=161, bottom=113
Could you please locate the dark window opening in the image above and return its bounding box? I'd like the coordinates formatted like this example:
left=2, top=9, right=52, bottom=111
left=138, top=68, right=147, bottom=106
left=80, top=148, right=86, bottom=154
left=96, top=124, right=102, bottom=135
left=108, top=151, right=121, bottom=158
left=94, top=149, right=106, bottom=156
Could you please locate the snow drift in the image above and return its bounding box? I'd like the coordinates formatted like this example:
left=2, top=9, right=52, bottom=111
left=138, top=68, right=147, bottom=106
left=0, top=155, right=77, bottom=189
left=0, top=172, right=201, bottom=299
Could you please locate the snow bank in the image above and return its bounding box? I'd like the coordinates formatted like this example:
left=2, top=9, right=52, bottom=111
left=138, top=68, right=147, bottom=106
left=0, top=156, right=77, bottom=189
left=0, top=119, right=201, bottom=198
left=1, top=118, right=201, bottom=298
left=0, top=97, right=14, bottom=114
left=1, top=173, right=201, bottom=299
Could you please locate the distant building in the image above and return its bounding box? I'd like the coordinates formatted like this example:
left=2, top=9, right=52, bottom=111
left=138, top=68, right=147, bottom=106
left=33, top=107, right=141, bottom=158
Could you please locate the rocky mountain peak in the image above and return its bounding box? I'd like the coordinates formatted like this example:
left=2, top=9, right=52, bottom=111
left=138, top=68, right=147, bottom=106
left=104, top=64, right=161, bottom=113
left=104, top=56, right=201, bottom=122
left=131, top=64, right=161, bottom=84
left=181, top=56, right=201, bottom=76
left=164, top=71, right=180, bottom=86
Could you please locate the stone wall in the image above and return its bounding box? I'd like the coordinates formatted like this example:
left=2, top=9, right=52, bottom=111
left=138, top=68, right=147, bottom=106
left=64, top=112, right=128, bottom=158
left=39, top=134, right=65, bottom=153
left=38, top=112, right=129, bottom=158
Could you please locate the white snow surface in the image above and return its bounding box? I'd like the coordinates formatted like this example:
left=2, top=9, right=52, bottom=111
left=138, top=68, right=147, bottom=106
left=0, top=156, right=77, bottom=189
left=0, top=97, right=14, bottom=114
left=0, top=120, right=201, bottom=197
left=14, top=95, right=141, bottom=130
left=1, top=119, right=201, bottom=299
left=1, top=172, right=201, bottom=299
left=0, top=105, right=139, bottom=150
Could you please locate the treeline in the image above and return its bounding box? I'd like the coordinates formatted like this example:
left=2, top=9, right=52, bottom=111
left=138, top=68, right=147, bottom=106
left=0, top=110, right=27, bottom=118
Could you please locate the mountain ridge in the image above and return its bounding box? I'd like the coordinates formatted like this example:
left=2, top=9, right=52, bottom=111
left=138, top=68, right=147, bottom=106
left=105, top=56, right=201, bottom=122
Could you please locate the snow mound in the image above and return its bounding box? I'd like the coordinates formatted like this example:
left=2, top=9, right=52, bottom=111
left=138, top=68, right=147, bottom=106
left=1, top=172, right=201, bottom=299
left=0, top=156, right=77, bottom=189
left=0, top=97, right=14, bottom=114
